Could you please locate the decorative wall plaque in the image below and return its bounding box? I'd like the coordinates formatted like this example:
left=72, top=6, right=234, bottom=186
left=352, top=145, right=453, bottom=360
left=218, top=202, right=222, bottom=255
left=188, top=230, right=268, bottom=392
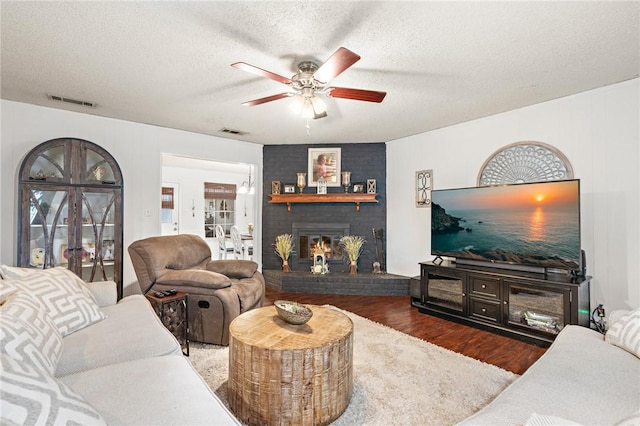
left=477, top=141, right=573, bottom=186
left=416, top=169, right=432, bottom=208
left=366, top=179, right=376, bottom=194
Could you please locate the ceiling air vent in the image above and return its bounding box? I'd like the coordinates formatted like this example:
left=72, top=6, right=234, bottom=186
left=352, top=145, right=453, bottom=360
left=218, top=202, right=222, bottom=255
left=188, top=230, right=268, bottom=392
left=219, top=127, right=247, bottom=136
left=46, top=94, right=97, bottom=108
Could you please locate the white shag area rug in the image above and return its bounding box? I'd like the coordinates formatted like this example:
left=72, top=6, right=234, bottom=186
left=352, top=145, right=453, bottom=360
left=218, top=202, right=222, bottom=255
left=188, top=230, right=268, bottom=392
left=188, top=306, right=517, bottom=425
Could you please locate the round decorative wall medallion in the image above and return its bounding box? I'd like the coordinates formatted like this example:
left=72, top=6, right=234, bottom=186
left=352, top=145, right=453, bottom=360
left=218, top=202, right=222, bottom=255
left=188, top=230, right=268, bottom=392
left=477, top=141, right=573, bottom=186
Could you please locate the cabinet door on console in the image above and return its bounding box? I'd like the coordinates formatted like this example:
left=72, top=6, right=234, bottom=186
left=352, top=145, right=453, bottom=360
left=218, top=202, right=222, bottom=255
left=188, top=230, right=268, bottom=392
left=422, top=266, right=467, bottom=315
left=503, top=281, right=571, bottom=337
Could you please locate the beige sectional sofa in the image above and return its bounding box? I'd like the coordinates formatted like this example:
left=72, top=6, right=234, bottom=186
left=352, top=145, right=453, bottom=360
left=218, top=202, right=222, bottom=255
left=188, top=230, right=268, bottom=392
left=0, top=266, right=239, bottom=425
left=459, top=311, right=640, bottom=426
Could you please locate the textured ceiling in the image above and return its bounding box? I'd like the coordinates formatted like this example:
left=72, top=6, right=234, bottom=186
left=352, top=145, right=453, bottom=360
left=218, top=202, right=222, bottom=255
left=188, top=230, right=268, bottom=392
left=1, top=1, right=638, bottom=145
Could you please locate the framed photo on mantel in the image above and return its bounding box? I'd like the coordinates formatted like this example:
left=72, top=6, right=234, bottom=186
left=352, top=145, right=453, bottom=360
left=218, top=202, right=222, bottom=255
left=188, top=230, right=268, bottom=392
left=308, top=148, right=341, bottom=187
left=283, top=183, right=296, bottom=194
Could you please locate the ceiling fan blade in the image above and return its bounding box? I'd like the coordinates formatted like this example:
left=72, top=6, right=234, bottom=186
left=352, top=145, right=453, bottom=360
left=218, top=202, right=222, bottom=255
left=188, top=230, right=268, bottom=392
left=231, top=62, right=292, bottom=85
left=313, top=111, right=328, bottom=120
left=313, top=47, right=361, bottom=84
left=241, top=93, right=291, bottom=107
left=328, top=87, right=387, bottom=103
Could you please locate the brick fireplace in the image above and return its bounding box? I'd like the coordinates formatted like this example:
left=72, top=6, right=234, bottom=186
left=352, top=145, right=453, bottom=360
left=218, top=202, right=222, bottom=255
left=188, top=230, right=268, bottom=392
left=261, top=143, right=407, bottom=295
left=262, top=143, right=387, bottom=277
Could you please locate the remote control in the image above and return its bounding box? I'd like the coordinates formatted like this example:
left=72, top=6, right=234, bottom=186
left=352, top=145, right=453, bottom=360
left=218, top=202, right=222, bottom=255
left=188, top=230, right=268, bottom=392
left=154, top=291, right=165, bottom=298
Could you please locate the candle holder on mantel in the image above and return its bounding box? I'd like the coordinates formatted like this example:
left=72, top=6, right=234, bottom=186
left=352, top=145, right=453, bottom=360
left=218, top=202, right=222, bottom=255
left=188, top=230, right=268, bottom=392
left=341, top=171, right=351, bottom=193
left=296, top=173, right=306, bottom=193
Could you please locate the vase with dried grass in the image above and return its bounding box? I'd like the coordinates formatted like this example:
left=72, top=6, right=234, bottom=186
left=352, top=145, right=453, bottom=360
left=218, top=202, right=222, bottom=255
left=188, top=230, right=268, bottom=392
left=340, top=235, right=365, bottom=275
left=274, top=234, right=295, bottom=272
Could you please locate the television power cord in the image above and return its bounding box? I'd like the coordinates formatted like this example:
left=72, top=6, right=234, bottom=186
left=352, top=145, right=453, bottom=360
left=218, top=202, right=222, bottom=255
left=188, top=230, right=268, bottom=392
left=591, top=304, right=606, bottom=334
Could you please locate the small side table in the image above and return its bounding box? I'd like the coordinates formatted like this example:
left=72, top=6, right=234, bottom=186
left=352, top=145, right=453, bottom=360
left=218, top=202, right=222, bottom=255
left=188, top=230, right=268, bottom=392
left=145, top=291, right=189, bottom=356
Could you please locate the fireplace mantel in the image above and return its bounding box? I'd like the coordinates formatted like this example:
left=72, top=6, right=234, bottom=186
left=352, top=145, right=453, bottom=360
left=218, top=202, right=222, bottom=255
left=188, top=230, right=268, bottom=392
left=268, top=193, right=378, bottom=212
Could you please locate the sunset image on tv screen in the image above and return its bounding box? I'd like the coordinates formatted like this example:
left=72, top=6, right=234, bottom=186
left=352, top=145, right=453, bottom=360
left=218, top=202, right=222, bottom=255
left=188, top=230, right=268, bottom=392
left=431, top=180, right=580, bottom=270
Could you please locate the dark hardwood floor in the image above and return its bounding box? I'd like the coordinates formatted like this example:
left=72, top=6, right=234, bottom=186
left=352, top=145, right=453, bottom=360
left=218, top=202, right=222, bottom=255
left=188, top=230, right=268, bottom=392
left=265, top=287, right=547, bottom=375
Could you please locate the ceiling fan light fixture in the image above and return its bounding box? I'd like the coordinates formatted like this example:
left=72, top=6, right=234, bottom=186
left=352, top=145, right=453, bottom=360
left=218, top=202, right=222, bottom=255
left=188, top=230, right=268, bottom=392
left=310, top=96, right=327, bottom=114
left=290, top=91, right=326, bottom=118
left=289, top=94, right=305, bottom=114
left=301, top=98, right=315, bottom=119
left=232, top=47, right=385, bottom=118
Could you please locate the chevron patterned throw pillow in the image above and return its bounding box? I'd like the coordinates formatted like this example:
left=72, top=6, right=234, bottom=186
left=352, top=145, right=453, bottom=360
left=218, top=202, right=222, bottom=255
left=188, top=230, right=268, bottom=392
left=0, top=354, right=107, bottom=425
left=0, top=290, right=63, bottom=375
left=1, top=267, right=106, bottom=336
left=0, top=280, right=18, bottom=304
left=605, top=308, right=640, bottom=358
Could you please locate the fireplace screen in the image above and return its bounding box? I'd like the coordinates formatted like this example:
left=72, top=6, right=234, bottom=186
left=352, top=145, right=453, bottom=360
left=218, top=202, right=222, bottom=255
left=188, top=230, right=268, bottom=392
left=292, top=223, right=350, bottom=266
left=299, top=234, right=343, bottom=261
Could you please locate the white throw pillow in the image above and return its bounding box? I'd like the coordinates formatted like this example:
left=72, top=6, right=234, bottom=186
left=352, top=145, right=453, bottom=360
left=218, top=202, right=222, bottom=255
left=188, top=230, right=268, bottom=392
left=0, top=291, right=63, bottom=375
left=3, top=267, right=106, bottom=336
left=608, top=309, right=631, bottom=329
left=0, top=354, right=107, bottom=425
left=605, top=308, right=640, bottom=358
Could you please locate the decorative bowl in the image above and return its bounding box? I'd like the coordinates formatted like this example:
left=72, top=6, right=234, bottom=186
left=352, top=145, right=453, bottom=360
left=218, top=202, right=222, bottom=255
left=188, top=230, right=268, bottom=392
left=274, top=300, right=313, bottom=325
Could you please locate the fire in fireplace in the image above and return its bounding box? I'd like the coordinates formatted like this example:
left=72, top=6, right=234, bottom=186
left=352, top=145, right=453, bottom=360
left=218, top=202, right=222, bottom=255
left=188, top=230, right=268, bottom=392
left=292, top=223, right=350, bottom=267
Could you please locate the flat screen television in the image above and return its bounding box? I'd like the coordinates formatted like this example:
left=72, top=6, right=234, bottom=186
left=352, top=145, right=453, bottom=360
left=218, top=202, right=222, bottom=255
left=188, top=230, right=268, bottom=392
left=431, top=179, right=581, bottom=272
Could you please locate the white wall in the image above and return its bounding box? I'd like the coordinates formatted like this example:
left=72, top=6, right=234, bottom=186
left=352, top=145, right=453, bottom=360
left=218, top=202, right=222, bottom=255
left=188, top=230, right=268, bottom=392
left=0, top=100, right=263, bottom=296
left=387, top=79, right=640, bottom=311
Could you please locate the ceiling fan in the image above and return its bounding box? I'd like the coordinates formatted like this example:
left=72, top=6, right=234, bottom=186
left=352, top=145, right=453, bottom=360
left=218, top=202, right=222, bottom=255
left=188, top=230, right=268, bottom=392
left=231, top=47, right=386, bottom=119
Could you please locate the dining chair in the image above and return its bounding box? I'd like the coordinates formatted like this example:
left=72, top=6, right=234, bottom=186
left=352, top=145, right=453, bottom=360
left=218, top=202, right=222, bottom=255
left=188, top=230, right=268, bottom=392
left=215, top=224, right=233, bottom=259
left=230, top=225, right=244, bottom=259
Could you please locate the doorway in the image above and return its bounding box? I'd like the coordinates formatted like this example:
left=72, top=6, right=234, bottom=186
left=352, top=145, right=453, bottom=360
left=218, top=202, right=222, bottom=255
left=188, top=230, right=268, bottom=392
left=161, top=154, right=259, bottom=262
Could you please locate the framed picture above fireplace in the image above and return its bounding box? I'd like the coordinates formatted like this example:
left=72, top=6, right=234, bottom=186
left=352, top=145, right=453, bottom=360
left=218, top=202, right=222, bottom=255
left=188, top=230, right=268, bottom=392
left=308, top=148, right=341, bottom=187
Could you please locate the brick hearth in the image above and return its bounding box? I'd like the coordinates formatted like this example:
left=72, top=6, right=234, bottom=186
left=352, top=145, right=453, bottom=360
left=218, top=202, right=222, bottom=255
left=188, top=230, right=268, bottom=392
left=263, top=270, right=410, bottom=296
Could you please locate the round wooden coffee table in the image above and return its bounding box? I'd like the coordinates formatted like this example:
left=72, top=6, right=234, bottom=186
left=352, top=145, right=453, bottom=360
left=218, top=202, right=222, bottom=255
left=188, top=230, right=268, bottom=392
left=228, top=305, right=353, bottom=426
